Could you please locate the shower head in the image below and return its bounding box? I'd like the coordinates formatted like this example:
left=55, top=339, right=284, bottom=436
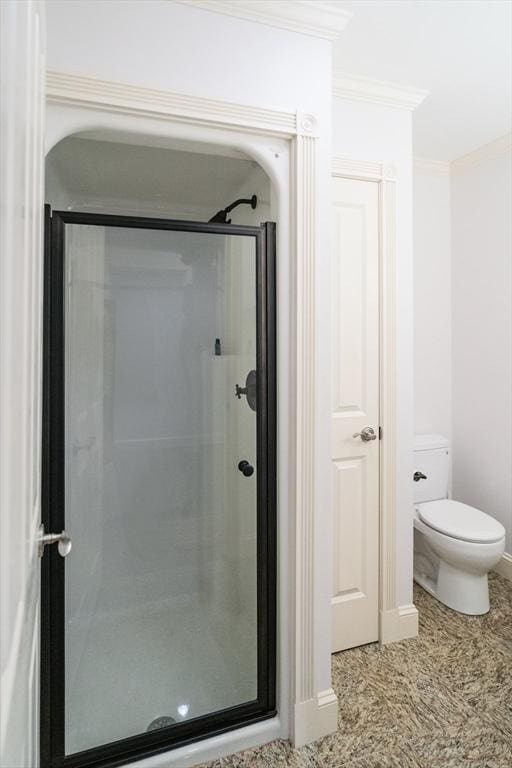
left=208, top=194, right=257, bottom=224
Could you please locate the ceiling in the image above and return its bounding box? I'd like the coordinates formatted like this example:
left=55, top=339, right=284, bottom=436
left=330, top=0, right=512, bottom=161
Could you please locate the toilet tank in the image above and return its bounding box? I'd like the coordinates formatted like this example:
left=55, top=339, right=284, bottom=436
left=413, top=434, right=450, bottom=503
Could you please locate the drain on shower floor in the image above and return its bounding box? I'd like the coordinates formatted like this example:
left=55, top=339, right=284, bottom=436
left=146, top=716, right=177, bottom=731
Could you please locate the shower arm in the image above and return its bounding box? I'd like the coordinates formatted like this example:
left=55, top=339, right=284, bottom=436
left=208, top=194, right=257, bottom=224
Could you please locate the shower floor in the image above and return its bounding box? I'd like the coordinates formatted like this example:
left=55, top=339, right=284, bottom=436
left=65, top=591, right=256, bottom=754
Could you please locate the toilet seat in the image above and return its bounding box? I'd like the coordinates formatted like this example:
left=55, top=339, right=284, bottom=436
left=417, top=499, right=505, bottom=544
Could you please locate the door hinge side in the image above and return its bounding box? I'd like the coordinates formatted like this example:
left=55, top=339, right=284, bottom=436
left=379, top=426, right=383, bottom=440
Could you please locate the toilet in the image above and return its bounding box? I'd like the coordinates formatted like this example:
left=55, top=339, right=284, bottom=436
left=413, top=434, right=505, bottom=615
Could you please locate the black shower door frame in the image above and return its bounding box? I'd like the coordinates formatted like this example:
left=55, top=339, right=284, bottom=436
left=41, top=209, right=277, bottom=768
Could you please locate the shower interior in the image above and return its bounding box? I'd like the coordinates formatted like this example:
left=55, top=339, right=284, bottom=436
left=45, top=136, right=273, bottom=755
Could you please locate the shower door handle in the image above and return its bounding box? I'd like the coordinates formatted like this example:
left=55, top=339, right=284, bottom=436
left=37, top=525, right=72, bottom=558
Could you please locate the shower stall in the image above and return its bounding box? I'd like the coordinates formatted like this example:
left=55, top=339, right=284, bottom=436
left=41, top=209, right=276, bottom=768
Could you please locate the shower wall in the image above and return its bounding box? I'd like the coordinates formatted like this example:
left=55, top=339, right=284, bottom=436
left=63, top=223, right=261, bottom=751
left=64, top=224, right=106, bottom=696
left=101, top=228, right=231, bottom=605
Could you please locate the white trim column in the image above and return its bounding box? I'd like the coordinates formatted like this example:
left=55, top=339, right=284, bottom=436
left=291, top=117, right=338, bottom=747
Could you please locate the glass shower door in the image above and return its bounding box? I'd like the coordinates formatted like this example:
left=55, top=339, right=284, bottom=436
left=41, top=211, right=276, bottom=768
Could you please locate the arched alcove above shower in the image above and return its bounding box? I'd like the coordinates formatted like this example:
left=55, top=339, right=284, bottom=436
left=45, top=132, right=273, bottom=226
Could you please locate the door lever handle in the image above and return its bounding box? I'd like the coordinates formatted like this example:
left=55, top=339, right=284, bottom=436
left=353, top=427, right=377, bottom=442
left=37, top=525, right=72, bottom=558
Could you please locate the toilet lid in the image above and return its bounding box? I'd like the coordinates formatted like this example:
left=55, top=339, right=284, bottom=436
left=418, top=500, right=506, bottom=543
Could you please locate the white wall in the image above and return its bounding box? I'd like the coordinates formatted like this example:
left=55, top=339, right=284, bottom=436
left=413, top=168, right=451, bottom=442
left=451, top=145, right=512, bottom=553
left=333, top=98, right=415, bottom=608
left=46, top=0, right=331, bottom=115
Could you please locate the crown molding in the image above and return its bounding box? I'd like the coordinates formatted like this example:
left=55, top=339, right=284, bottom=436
left=451, top=133, right=512, bottom=175
left=176, top=1, right=352, bottom=40
left=413, top=157, right=450, bottom=177
left=414, top=136, right=512, bottom=178
left=333, top=72, right=428, bottom=111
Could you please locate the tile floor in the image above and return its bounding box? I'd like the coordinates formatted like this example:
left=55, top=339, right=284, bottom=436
left=197, top=574, right=512, bottom=767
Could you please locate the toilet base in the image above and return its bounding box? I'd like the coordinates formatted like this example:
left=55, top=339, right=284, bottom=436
left=413, top=518, right=504, bottom=616
left=414, top=564, right=490, bottom=615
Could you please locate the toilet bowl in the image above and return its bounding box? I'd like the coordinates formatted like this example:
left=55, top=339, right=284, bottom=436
left=414, top=501, right=505, bottom=615
left=413, top=435, right=506, bottom=615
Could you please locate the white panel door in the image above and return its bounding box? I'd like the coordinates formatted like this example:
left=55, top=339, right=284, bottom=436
left=331, top=176, right=380, bottom=653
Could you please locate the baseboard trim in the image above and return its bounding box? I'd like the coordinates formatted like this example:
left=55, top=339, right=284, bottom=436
left=494, top=552, right=512, bottom=582
left=292, top=689, right=338, bottom=747
left=380, top=604, right=419, bottom=645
